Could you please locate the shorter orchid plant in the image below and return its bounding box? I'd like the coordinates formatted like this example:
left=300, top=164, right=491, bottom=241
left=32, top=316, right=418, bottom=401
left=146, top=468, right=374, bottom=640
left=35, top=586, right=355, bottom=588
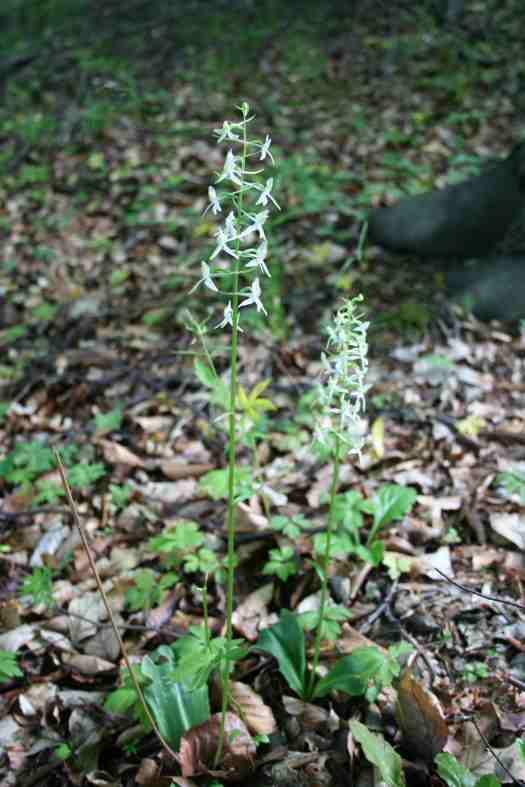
left=310, top=295, right=370, bottom=694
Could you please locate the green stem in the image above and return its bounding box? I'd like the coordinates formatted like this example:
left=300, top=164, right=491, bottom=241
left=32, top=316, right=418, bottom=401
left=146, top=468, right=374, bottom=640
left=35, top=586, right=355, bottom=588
left=307, top=434, right=343, bottom=699
left=203, top=575, right=210, bottom=648
left=215, top=114, right=249, bottom=767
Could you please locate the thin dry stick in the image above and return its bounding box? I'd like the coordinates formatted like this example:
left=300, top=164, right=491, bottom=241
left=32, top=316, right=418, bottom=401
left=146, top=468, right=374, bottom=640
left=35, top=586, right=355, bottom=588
left=471, top=717, right=522, bottom=787
left=433, top=568, right=525, bottom=613
left=55, top=451, right=177, bottom=760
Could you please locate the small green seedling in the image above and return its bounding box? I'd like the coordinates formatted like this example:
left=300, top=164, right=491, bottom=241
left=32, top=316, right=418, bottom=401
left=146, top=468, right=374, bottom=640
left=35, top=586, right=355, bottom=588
left=497, top=469, right=525, bottom=503
left=263, top=546, right=299, bottom=582
left=0, top=650, right=23, bottom=682
left=125, top=569, right=178, bottom=612
left=21, top=566, right=55, bottom=609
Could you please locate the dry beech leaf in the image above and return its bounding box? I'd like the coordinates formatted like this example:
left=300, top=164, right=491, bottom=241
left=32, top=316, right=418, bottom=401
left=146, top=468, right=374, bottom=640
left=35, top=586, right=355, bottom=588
left=61, top=653, right=116, bottom=676
left=160, top=460, right=214, bottom=480
left=135, top=758, right=162, bottom=786
left=99, top=439, right=145, bottom=467
left=490, top=513, right=525, bottom=550
left=178, top=712, right=255, bottom=780
left=396, top=669, right=448, bottom=762
left=133, top=415, right=173, bottom=433
left=283, top=695, right=331, bottom=731
left=230, top=681, right=276, bottom=735
left=231, top=583, right=274, bottom=641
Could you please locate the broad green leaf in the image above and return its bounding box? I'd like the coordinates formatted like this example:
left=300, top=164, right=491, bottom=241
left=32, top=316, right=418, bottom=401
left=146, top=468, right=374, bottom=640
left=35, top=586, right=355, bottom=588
left=110, top=269, right=129, bottom=287
left=372, top=484, right=417, bottom=530
left=314, top=646, right=387, bottom=698
left=194, top=358, right=218, bottom=389
left=255, top=610, right=308, bottom=699
left=194, top=359, right=229, bottom=409
left=149, top=521, right=204, bottom=554
left=332, top=490, right=367, bottom=532
left=171, top=629, right=248, bottom=690
left=142, top=646, right=210, bottom=748
left=435, top=753, right=477, bottom=787
left=67, top=462, right=106, bottom=488
left=350, top=720, right=405, bottom=787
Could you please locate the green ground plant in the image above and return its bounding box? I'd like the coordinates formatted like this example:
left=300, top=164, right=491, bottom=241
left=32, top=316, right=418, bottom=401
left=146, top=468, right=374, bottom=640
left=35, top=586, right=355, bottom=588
left=0, top=439, right=106, bottom=505
left=353, top=725, right=525, bottom=787
left=255, top=609, right=412, bottom=701
left=0, top=650, right=23, bottom=683
left=125, top=568, right=178, bottom=613
left=497, top=468, right=525, bottom=503
left=99, top=105, right=397, bottom=767
left=21, top=565, right=55, bottom=609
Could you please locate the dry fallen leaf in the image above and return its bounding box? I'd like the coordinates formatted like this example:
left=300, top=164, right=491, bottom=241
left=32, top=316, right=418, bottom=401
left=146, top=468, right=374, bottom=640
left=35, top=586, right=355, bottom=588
left=160, top=460, right=214, bottom=480
left=490, top=513, right=525, bottom=550
left=283, top=695, right=332, bottom=731
left=230, top=681, right=277, bottom=735
left=99, top=439, right=145, bottom=467
left=396, top=669, right=448, bottom=762
left=61, top=653, right=116, bottom=676
left=231, top=583, right=275, bottom=641
left=135, top=758, right=165, bottom=786
left=177, top=712, right=255, bottom=780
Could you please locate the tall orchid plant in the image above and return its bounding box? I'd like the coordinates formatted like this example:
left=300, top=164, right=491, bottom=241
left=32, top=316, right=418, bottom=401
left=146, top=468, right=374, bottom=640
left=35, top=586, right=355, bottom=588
left=190, top=102, right=280, bottom=754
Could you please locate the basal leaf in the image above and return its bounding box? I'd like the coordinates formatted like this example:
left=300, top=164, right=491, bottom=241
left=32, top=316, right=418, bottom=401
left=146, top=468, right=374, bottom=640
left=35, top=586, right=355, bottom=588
left=314, top=646, right=387, bottom=698
left=350, top=720, right=405, bottom=787
left=435, top=753, right=477, bottom=787
left=142, top=646, right=210, bottom=749
left=255, top=610, right=308, bottom=699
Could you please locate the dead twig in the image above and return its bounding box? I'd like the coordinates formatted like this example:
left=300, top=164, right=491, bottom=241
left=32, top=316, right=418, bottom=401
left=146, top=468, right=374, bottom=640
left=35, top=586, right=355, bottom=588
left=433, top=568, right=525, bottom=613
left=55, top=450, right=178, bottom=761
left=471, top=716, right=523, bottom=787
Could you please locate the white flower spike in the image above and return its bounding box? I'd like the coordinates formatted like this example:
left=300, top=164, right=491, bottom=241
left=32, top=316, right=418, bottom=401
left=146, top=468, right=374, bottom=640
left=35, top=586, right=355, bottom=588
left=214, top=120, right=243, bottom=143
left=224, top=211, right=237, bottom=239
left=216, top=149, right=243, bottom=186
left=315, top=296, right=369, bottom=456
left=190, top=103, right=280, bottom=334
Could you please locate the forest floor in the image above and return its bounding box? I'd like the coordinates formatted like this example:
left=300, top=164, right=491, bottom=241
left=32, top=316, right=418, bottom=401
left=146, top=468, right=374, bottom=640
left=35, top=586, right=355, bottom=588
left=0, top=2, right=524, bottom=786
